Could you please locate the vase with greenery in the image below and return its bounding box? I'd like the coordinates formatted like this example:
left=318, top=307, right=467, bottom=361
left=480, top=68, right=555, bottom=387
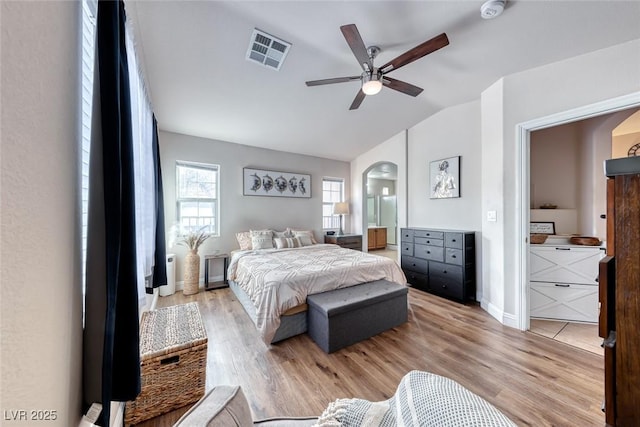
left=177, top=227, right=210, bottom=295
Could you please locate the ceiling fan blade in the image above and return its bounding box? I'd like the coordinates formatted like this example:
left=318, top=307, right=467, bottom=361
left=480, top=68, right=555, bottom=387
left=340, top=24, right=371, bottom=71
left=382, top=76, right=423, bottom=97
left=306, top=76, right=361, bottom=87
left=379, top=33, right=449, bottom=74
left=349, top=89, right=366, bottom=110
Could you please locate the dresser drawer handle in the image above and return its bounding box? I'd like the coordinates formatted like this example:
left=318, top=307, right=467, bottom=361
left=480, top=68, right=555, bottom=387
left=555, top=247, right=571, bottom=251
left=427, top=251, right=431, bottom=254
left=554, top=283, right=570, bottom=287
left=443, top=270, right=447, bottom=274
left=451, top=255, right=457, bottom=258
left=451, top=239, right=456, bottom=242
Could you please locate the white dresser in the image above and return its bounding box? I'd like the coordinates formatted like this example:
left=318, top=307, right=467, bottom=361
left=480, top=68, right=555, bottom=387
left=530, top=244, right=605, bottom=322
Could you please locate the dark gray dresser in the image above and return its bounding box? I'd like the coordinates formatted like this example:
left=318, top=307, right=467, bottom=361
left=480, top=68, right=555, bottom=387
left=400, top=228, right=476, bottom=302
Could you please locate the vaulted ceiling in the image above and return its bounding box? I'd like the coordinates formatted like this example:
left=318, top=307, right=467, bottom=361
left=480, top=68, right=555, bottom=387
left=127, top=1, right=640, bottom=162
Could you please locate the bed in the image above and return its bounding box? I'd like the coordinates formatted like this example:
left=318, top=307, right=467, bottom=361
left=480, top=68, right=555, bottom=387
left=227, top=243, right=407, bottom=344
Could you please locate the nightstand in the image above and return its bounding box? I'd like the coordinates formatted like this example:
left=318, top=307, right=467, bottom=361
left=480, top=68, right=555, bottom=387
left=204, top=253, right=229, bottom=291
left=324, top=234, right=362, bottom=251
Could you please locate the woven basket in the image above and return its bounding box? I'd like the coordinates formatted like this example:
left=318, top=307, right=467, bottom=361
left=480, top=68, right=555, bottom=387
left=183, top=250, right=200, bottom=295
left=530, top=234, right=548, bottom=244
left=125, top=302, right=207, bottom=425
left=570, top=236, right=602, bottom=246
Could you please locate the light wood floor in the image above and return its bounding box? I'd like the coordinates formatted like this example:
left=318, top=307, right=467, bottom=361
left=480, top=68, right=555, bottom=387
left=136, top=287, right=605, bottom=427
left=530, top=319, right=603, bottom=356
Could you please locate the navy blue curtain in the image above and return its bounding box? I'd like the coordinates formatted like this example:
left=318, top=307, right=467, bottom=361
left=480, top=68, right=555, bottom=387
left=150, top=115, right=167, bottom=292
left=96, top=0, right=140, bottom=424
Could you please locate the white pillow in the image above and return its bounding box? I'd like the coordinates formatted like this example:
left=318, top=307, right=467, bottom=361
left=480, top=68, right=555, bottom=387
left=235, top=231, right=252, bottom=250
left=273, top=230, right=290, bottom=239
left=250, top=229, right=274, bottom=250
left=294, top=234, right=313, bottom=247
left=274, top=237, right=302, bottom=249
left=290, top=229, right=317, bottom=245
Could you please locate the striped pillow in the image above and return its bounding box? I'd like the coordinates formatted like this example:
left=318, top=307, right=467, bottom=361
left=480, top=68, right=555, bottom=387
left=274, top=237, right=302, bottom=249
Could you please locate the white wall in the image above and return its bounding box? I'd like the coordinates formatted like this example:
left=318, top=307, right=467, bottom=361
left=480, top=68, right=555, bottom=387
left=0, top=2, right=83, bottom=425
left=486, top=38, right=640, bottom=321
left=407, top=101, right=482, bottom=230
left=351, top=131, right=407, bottom=254
left=160, top=131, right=350, bottom=282
left=530, top=124, right=580, bottom=209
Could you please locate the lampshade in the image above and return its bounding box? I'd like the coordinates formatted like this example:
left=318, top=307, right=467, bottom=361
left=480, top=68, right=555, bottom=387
left=333, top=202, right=350, bottom=215
left=361, top=71, right=382, bottom=95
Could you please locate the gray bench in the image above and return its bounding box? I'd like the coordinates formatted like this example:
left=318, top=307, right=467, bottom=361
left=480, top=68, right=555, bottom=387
left=307, top=280, right=408, bottom=353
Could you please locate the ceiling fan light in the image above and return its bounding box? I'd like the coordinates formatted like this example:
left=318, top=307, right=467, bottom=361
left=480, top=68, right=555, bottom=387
left=362, top=80, right=382, bottom=95
left=361, top=70, right=382, bottom=95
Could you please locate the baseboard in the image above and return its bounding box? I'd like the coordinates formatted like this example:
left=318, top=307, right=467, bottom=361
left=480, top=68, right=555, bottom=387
left=175, top=275, right=223, bottom=291
left=480, top=299, right=518, bottom=329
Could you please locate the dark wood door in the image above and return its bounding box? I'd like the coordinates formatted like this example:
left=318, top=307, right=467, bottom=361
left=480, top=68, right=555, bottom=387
left=612, top=173, right=640, bottom=425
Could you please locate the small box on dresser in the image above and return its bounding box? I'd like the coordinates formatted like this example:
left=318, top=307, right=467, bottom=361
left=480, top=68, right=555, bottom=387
left=400, top=228, right=476, bottom=302
left=125, top=302, right=208, bottom=425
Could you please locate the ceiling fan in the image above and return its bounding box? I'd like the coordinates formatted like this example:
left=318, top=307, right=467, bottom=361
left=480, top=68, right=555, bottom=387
left=306, top=24, right=449, bottom=110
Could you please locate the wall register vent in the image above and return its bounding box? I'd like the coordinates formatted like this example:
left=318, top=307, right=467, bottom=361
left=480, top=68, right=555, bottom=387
left=246, top=29, right=291, bottom=71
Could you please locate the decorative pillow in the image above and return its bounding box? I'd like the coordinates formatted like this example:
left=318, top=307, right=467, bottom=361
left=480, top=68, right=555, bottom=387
left=274, top=237, right=302, bottom=249
left=273, top=230, right=290, bottom=239
left=289, top=229, right=317, bottom=244
left=173, top=385, right=253, bottom=427
left=235, top=231, right=252, bottom=251
left=295, top=234, right=314, bottom=247
left=250, top=229, right=274, bottom=250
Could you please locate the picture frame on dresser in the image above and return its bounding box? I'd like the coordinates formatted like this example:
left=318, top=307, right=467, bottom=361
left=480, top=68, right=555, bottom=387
left=243, top=167, right=311, bottom=198
left=430, top=156, right=460, bottom=199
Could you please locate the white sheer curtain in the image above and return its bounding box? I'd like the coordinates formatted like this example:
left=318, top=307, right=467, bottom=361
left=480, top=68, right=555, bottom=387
left=125, top=18, right=156, bottom=308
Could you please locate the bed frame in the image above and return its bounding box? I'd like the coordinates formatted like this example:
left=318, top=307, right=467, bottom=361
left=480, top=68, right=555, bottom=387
left=229, top=280, right=308, bottom=343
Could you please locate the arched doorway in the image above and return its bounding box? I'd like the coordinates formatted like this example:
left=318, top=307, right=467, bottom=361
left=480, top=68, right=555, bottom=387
left=362, top=162, right=398, bottom=255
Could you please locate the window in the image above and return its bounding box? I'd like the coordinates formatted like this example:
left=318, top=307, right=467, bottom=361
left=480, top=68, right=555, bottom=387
left=177, top=161, right=220, bottom=235
left=322, top=178, right=344, bottom=229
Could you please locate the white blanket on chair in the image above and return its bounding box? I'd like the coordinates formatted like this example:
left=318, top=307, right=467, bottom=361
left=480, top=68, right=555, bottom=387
left=314, top=371, right=517, bottom=427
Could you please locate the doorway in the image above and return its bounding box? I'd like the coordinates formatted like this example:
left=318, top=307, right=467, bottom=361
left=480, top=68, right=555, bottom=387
left=515, top=93, right=640, bottom=332
left=363, top=162, right=398, bottom=255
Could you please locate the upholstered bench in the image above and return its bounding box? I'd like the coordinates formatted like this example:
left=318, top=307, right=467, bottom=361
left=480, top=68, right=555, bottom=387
left=307, top=280, right=408, bottom=353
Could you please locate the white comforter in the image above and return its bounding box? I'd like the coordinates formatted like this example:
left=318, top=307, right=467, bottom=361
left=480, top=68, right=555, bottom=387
left=228, top=244, right=407, bottom=344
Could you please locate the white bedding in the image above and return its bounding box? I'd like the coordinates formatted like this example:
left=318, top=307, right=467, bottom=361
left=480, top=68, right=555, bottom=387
left=228, top=244, right=407, bottom=344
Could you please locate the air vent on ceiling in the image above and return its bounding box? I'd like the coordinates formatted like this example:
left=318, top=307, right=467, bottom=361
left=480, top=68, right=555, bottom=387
left=246, top=29, right=291, bottom=71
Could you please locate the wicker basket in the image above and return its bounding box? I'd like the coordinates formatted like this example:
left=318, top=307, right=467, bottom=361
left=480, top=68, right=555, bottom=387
left=569, top=236, right=602, bottom=246
left=125, top=302, right=208, bottom=425
left=530, top=234, right=548, bottom=244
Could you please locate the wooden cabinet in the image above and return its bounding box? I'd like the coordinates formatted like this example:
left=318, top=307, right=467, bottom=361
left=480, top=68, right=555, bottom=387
left=367, top=227, right=387, bottom=250
left=529, top=245, right=604, bottom=322
left=599, top=157, right=640, bottom=426
left=324, top=234, right=362, bottom=251
left=400, top=228, right=475, bottom=302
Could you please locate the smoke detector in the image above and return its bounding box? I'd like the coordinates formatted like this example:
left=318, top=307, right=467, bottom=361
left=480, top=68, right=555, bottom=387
left=480, top=0, right=506, bottom=19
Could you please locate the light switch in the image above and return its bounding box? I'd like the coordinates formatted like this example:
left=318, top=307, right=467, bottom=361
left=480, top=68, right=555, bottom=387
left=487, top=210, right=497, bottom=222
